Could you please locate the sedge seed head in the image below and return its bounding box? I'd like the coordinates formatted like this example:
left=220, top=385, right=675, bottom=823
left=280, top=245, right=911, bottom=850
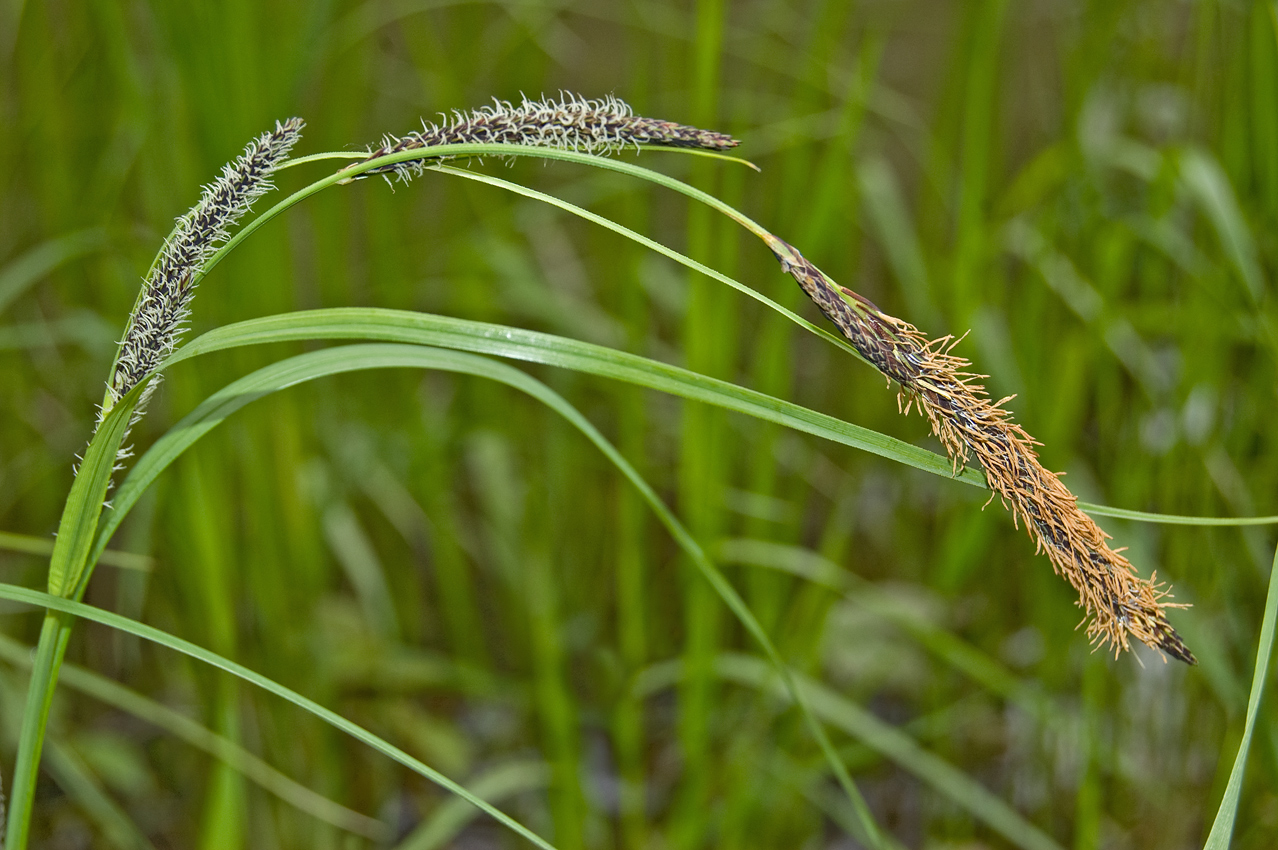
left=769, top=238, right=1196, bottom=665
left=349, top=92, right=739, bottom=183
left=98, top=117, right=304, bottom=449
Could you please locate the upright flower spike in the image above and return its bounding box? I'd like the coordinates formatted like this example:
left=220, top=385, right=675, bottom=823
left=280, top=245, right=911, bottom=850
left=768, top=236, right=1195, bottom=665
left=346, top=92, right=739, bottom=183
left=99, top=118, right=305, bottom=444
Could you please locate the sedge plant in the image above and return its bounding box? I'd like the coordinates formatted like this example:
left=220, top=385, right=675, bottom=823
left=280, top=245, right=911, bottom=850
left=2, top=91, right=1271, bottom=849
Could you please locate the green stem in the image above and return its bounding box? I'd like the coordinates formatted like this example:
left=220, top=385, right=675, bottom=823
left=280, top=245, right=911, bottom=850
left=5, top=389, right=139, bottom=844
left=4, top=612, right=75, bottom=850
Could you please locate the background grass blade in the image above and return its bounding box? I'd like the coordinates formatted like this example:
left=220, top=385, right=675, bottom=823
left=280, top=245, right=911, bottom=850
left=41, top=737, right=158, bottom=850
left=634, top=652, right=1064, bottom=850
left=1203, top=542, right=1278, bottom=849
left=715, top=538, right=1054, bottom=720
left=0, top=531, right=153, bottom=571
left=394, top=760, right=549, bottom=850
left=0, top=228, right=106, bottom=316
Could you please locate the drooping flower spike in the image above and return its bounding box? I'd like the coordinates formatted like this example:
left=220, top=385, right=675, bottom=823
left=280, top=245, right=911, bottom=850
left=767, top=236, right=1195, bottom=665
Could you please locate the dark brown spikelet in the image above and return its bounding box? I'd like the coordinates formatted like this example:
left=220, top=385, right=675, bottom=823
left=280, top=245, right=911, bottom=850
left=347, top=92, right=739, bottom=183
left=768, top=237, right=1195, bottom=665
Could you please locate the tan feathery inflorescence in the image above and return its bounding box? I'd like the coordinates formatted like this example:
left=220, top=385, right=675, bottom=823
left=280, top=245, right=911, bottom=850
left=346, top=92, right=739, bottom=183
left=767, top=236, right=1195, bottom=665
left=99, top=118, right=304, bottom=448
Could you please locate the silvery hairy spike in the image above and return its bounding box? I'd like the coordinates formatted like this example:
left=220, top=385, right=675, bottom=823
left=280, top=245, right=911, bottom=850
left=97, top=118, right=304, bottom=454
left=347, top=92, right=739, bottom=183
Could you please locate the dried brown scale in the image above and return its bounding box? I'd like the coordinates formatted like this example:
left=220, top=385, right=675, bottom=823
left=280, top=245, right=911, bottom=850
left=347, top=93, right=739, bottom=183
left=769, top=237, right=1195, bottom=665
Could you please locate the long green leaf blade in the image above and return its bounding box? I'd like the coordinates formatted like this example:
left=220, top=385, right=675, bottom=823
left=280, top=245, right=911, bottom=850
left=94, top=343, right=885, bottom=839
left=0, top=583, right=557, bottom=850
left=1203, top=542, right=1278, bottom=848
left=162, top=308, right=1273, bottom=527
left=166, top=307, right=977, bottom=479
left=0, top=634, right=388, bottom=840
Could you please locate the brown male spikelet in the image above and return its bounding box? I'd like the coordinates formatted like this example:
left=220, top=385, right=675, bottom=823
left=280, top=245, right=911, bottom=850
left=346, top=92, right=739, bottom=184
left=768, top=237, right=1195, bottom=665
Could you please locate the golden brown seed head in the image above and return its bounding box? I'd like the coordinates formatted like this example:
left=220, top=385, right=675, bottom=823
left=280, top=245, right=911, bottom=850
left=768, top=237, right=1195, bottom=665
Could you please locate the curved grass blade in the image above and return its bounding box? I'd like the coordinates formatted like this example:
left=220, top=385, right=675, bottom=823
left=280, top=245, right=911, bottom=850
left=48, top=384, right=146, bottom=598
left=0, top=583, right=556, bottom=850
left=41, top=736, right=159, bottom=850
left=93, top=343, right=887, bottom=843
left=422, top=162, right=863, bottom=362
left=394, top=760, right=549, bottom=850
left=161, top=307, right=976, bottom=491
left=1073, top=505, right=1278, bottom=527
left=1203, top=542, right=1278, bottom=849
left=162, top=307, right=1271, bottom=527
left=0, top=634, right=388, bottom=841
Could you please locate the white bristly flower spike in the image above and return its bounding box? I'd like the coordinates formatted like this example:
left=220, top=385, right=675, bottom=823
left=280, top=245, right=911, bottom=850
left=347, top=92, right=739, bottom=184
left=96, top=118, right=304, bottom=454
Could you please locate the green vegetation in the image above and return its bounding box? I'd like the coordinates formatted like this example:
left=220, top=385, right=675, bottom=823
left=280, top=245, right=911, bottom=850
left=2, top=1, right=1277, bottom=847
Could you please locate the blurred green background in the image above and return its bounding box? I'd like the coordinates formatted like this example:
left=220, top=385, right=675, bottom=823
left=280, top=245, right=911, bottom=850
left=2, top=0, right=1277, bottom=847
